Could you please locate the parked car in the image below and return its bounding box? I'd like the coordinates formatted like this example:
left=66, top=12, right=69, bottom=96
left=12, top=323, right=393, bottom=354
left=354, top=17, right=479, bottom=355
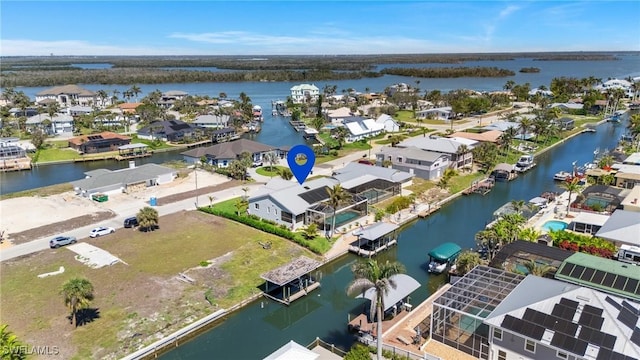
left=124, top=217, right=139, bottom=228
left=49, top=235, right=77, bottom=248
left=89, top=226, right=115, bottom=238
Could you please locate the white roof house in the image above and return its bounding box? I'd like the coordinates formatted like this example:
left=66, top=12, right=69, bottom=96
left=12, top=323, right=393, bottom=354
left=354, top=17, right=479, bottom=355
left=192, top=114, right=230, bottom=128
left=595, top=210, right=640, bottom=246
left=290, top=84, right=319, bottom=104
left=550, top=103, right=584, bottom=110
left=325, top=107, right=353, bottom=124
left=399, top=136, right=477, bottom=154
left=416, top=106, right=453, bottom=120
left=26, top=113, right=74, bottom=134
left=528, top=88, right=553, bottom=97
left=343, top=118, right=384, bottom=142
left=375, top=114, right=400, bottom=132
left=35, top=84, right=98, bottom=107
left=262, top=340, right=319, bottom=360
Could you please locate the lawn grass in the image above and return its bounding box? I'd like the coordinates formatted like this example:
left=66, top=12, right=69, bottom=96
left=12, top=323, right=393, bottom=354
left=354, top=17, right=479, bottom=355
left=406, top=177, right=437, bottom=195
left=256, top=165, right=287, bottom=177
left=0, top=211, right=317, bottom=359
left=449, top=172, right=486, bottom=194
left=131, top=138, right=175, bottom=150
left=34, top=147, right=81, bottom=162
left=0, top=182, right=74, bottom=200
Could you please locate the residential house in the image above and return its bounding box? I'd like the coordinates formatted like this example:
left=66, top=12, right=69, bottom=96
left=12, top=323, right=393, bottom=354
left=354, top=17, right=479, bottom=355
left=181, top=138, right=287, bottom=167
left=375, top=114, right=400, bottom=133
left=398, top=136, right=476, bottom=169
left=553, top=117, right=575, bottom=131
left=192, top=114, right=230, bottom=129
left=376, top=146, right=450, bottom=180
left=324, top=107, right=353, bottom=124
left=620, top=185, right=640, bottom=212
left=612, top=164, right=640, bottom=189
left=482, top=121, right=520, bottom=133
left=448, top=130, right=502, bottom=144
left=9, top=107, right=38, bottom=117
left=67, top=105, right=94, bottom=116
left=211, top=127, right=239, bottom=143
left=416, top=106, right=453, bottom=121
left=137, top=120, right=197, bottom=142
left=528, top=88, right=553, bottom=97
left=595, top=209, right=640, bottom=247
left=35, top=85, right=98, bottom=107
left=68, top=132, right=131, bottom=154
left=71, top=163, right=176, bottom=198
left=595, top=78, right=635, bottom=98
left=549, top=103, right=584, bottom=111
left=117, top=102, right=143, bottom=115
left=622, top=152, right=640, bottom=166
left=484, top=275, right=640, bottom=360
left=25, top=113, right=74, bottom=135
left=263, top=340, right=342, bottom=360
left=332, top=162, right=413, bottom=203
left=385, top=83, right=412, bottom=97
left=290, top=84, right=319, bottom=104
left=158, top=90, right=188, bottom=109
left=343, top=117, right=384, bottom=142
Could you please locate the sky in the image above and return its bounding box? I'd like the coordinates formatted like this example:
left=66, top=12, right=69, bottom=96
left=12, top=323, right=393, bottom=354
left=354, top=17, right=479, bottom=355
left=1, top=1, right=639, bottom=56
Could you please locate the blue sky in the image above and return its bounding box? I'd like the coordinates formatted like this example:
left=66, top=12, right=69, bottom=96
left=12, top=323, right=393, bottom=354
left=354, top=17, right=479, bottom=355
left=1, top=1, right=639, bottom=56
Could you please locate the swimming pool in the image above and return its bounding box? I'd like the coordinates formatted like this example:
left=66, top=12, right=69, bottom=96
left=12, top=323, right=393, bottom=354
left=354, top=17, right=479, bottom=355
left=327, top=210, right=362, bottom=227
left=541, top=220, right=568, bottom=232
left=584, top=195, right=613, bottom=209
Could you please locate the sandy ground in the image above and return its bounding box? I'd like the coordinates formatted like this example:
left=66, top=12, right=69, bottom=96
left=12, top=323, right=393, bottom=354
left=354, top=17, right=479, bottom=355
left=0, top=170, right=231, bottom=242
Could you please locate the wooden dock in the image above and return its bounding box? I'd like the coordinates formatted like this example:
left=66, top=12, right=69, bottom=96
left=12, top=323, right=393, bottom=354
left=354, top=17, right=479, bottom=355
left=114, top=152, right=153, bottom=161
left=463, top=178, right=495, bottom=195
left=262, top=281, right=321, bottom=306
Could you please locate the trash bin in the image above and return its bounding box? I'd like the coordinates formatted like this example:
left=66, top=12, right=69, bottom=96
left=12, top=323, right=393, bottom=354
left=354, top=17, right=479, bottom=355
left=150, top=197, right=157, bottom=206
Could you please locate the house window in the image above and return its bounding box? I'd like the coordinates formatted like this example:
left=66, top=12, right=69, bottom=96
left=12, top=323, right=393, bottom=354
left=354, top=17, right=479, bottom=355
left=556, top=350, right=568, bottom=359
left=525, top=339, right=536, bottom=353
left=498, top=350, right=506, bottom=360
left=281, top=211, right=293, bottom=223
left=493, top=328, right=502, bottom=341
left=397, top=156, right=403, bottom=163
left=267, top=207, right=270, bottom=213
left=254, top=203, right=259, bottom=209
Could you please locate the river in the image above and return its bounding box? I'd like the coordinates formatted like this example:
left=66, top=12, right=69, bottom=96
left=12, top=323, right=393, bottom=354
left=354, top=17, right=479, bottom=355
left=1, top=55, right=638, bottom=194
left=157, top=120, right=628, bottom=359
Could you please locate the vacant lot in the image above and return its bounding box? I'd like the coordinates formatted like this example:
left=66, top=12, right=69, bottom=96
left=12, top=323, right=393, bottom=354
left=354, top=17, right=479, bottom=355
left=0, top=211, right=317, bottom=359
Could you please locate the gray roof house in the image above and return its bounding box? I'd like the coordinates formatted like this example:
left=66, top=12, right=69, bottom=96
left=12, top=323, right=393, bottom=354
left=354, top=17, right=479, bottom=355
left=398, top=137, right=476, bottom=169
left=71, top=163, right=176, bottom=197
left=595, top=209, right=640, bottom=247
left=192, top=114, right=230, bottom=129
left=376, top=146, right=451, bottom=180
left=484, top=275, right=640, bottom=360
left=181, top=138, right=287, bottom=167
left=35, top=84, right=98, bottom=107
left=137, top=120, right=197, bottom=142
left=416, top=106, right=453, bottom=120
left=25, top=113, right=74, bottom=135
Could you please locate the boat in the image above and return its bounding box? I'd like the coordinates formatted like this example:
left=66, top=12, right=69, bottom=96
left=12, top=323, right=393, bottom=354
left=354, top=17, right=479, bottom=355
left=427, top=242, right=462, bottom=274
left=514, top=155, right=535, bottom=172
left=252, top=105, right=264, bottom=122
left=553, top=171, right=572, bottom=181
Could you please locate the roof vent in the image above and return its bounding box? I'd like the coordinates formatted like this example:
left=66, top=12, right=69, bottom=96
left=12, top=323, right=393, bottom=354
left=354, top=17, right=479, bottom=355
left=576, top=295, right=590, bottom=302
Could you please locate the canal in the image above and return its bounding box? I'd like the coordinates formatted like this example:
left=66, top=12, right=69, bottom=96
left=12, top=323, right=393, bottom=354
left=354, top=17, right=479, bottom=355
left=158, top=121, right=628, bottom=359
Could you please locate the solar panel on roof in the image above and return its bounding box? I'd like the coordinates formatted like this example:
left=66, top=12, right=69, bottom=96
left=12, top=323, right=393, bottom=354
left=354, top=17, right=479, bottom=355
left=617, top=306, right=639, bottom=329
left=606, top=296, right=622, bottom=310
left=631, top=327, right=640, bottom=347
left=553, top=303, right=577, bottom=321
left=622, top=300, right=640, bottom=315
left=298, top=186, right=330, bottom=204
left=559, top=264, right=574, bottom=276
left=560, top=297, right=579, bottom=309
left=569, top=265, right=586, bottom=278
left=591, top=270, right=606, bottom=285
left=624, top=278, right=639, bottom=294
left=580, top=267, right=595, bottom=281
left=583, top=304, right=603, bottom=317
left=551, top=332, right=589, bottom=356
left=578, top=326, right=616, bottom=349
left=613, top=276, right=628, bottom=291
left=604, top=272, right=617, bottom=286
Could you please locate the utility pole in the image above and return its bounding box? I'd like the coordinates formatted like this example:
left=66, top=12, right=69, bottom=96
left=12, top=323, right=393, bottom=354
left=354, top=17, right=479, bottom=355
left=194, top=163, right=199, bottom=208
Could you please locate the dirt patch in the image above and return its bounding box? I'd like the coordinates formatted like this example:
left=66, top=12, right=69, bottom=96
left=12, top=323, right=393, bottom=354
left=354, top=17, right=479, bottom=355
left=155, top=179, right=243, bottom=206
left=185, top=252, right=234, bottom=301
left=7, top=210, right=116, bottom=245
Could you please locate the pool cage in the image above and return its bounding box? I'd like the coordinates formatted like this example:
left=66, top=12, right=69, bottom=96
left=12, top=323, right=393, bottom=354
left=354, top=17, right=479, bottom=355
left=306, top=193, right=368, bottom=231
left=431, top=266, right=525, bottom=359
left=346, top=178, right=401, bottom=205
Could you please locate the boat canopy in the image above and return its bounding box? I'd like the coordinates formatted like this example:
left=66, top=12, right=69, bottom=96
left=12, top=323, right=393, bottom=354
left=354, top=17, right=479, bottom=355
left=428, top=242, right=462, bottom=262
left=356, top=274, right=420, bottom=311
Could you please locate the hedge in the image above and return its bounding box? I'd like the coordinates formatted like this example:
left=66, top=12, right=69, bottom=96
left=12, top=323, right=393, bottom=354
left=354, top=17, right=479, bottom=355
left=199, top=206, right=330, bottom=254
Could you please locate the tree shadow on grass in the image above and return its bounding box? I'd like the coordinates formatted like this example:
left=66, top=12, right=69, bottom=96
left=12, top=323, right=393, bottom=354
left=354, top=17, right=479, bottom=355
left=75, top=308, right=101, bottom=327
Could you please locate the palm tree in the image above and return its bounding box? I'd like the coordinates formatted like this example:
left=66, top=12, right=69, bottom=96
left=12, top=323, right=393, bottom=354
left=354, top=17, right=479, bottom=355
left=326, top=184, right=350, bottom=236
left=455, top=250, right=482, bottom=276
left=347, top=259, right=406, bottom=360
left=510, top=199, right=527, bottom=215
left=559, top=177, right=582, bottom=214
left=137, top=206, right=159, bottom=232
left=456, top=144, right=469, bottom=169
left=0, top=324, right=27, bottom=360
left=263, top=151, right=279, bottom=172
left=128, top=85, right=142, bottom=102
left=335, top=127, right=349, bottom=149
left=523, top=260, right=556, bottom=277
left=60, top=278, right=94, bottom=327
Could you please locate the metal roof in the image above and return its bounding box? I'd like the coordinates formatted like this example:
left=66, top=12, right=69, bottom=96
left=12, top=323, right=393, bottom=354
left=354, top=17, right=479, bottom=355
left=354, top=222, right=399, bottom=241
left=260, top=256, right=322, bottom=286
left=71, top=163, right=175, bottom=191
left=332, top=162, right=413, bottom=184
left=262, top=341, right=319, bottom=360
left=118, top=143, right=148, bottom=150
left=356, top=274, right=420, bottom=312
left=595, top=210, right=640, bottom=246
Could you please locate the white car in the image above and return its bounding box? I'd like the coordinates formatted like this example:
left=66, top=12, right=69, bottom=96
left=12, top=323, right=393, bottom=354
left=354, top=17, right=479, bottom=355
left=89, top=226, right=115, bottom=238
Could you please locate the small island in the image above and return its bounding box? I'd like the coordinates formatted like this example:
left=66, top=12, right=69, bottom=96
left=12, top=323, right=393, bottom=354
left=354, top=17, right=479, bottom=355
left=380, top=66, right=516, bottom=78
left=519, top=67, right=541, bottom=73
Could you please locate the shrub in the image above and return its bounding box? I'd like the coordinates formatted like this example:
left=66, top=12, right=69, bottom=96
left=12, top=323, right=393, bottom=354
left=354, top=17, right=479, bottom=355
left=385, top=196, right=413, bottom=214
left=200, top=260, right=210, bottom=267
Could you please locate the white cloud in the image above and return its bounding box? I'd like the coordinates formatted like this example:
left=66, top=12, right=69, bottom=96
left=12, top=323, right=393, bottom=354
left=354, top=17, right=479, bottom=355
left=0, top=39, right=190, bottom=56
left=499, top=5, right=520, bottom=19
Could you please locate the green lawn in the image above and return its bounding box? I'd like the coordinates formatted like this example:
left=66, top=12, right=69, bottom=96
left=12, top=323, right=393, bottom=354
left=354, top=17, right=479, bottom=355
left=131, top=138, right=175, bottom=150
left=255, top=165, right=288, bottom=177
left=34, top=147, right=80, bottom=162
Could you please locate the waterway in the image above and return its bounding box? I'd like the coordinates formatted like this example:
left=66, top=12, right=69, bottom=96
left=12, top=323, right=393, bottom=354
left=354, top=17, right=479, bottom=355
left=158, top=120, right=628, bottom=359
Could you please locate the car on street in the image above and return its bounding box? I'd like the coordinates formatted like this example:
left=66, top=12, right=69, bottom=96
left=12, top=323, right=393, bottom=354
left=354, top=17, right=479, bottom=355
left=49, top=235, right=77, bottom=248
left=123, top=217, right=139, bottom=228
left=89, top=226, right=115, bottom=238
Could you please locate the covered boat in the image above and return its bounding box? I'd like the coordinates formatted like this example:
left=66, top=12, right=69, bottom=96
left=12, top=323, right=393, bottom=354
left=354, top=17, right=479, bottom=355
left=427, top=242, right=462, bottom=274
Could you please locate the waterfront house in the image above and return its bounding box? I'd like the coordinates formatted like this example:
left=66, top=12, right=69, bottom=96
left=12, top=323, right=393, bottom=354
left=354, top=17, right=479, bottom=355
left=0, top=145, right=32, bottom=171
left=595, top=209, right=640, bottom=247
left=612, top=164, right=640, bottom=189
left=448, top=130, right=502, bottom=144
left=137, top=120, right=197, bottom=142
left=482, top=121, right=519, bottom=132
left=622, top=152, right=640, bottom=166
left=620, top=185, right=640, bottom=212
left=158, top=90, right=188, bottom=109
left=376, top=146, right=450, bottom=180
left=596, top=78, right=635, bottom=98
left=398, top=136, right=475, bottom=169
left=68, top=132, right=131, bottom=154
left=332, top=162, right=413, bottom=203
left=528, top=88, right=553, bottom=97
left=192, top=114, right=230, bottom=129
left=375, top=114, right=400, bottom=132
left=25, top=113, right=74, bottom=135
left=35, top=84, right=98, bottom=107
left=263, top=340, right=342, bottom=360
left=71, top=163, right=176, bottom=198
left=549, top=102, right=584, bottom=112
left=290, top=84, right=319, bottom=104
left=181, top=138, right=287, bottom=167
left=210, top=127, right=239, bottom=143
left=343, top=117, right=384, bottom=142
left=553, top=117, right=575, bottom=131
left=66, top=105, right=93, bottom=116
left=324, top=107, right=354, bottom=124
left=416, top=106, right=453, bottom=121
left=117, top=102, right=143, bottom=115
